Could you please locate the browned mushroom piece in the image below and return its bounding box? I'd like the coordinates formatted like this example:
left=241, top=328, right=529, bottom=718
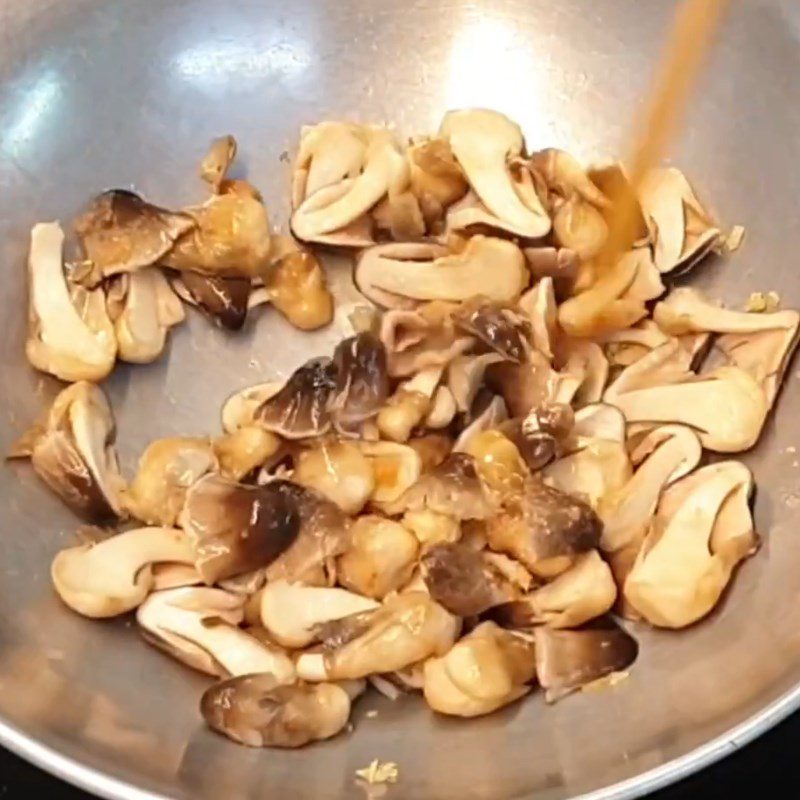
left=202, top=675, right=354, bottom=749
left=177, top=272, right=251, bottom=330
left=200, top=135, right=238, bottom=192
left=254, top=357, right=338, bottom=439
left=523, top=247, right=579, bottom=290
left=486, top=479, right=601, bottom=574
left=390, top=452, right=494, bottom=520
left=486, top=350, right=564, bottom=418
left=330, top=332, right=390, bottom=435
left=180, top=474, right=300, bottom=584
left=500, top=402, right=575, bottom=471
left=264, top=480, right=351, bottom=585
left=74, top=190, right=195, bottom=280
left=453, top=300, right=532, bottom=363
left=264, top=250, right=334, bottom=331
left=421, top=542, right=517, bottom=616
left=534, top=619, right=638, bottom=702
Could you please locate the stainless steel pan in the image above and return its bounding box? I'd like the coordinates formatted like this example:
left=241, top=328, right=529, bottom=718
left=1, top=1, right=800, bottom=797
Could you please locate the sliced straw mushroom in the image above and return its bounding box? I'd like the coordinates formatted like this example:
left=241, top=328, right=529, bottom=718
left=264, top=249, right=334, bottom=331
left=534, top=619, right=638, bottom=702
left=453, top=300, right=532, bottom=362
left=407, top=137, right=469, bottom=225
left=260, top=580, right=379, bottom=648
left=600, top=319, right=671, bottom=368
left=463, top=430, right=528, bottom=498
left=355, top=236, right=528, bottom=308
left=518, top=277, right=557, bottom=360
left=110, top=268, right=185, bottom=363
left=453, top=395, right=509, bottom=453
left=338, top=516, right=419, bottom=599
left=637, top=167, right=720, bottom=275
left=529, top=149, right=610, bottom=208
left=26, top=222, right=117, bottom=382
left=423, top=622, right=536, bottom=717
left=390, top=452, right=494, bottom=520
left=291, top=129, right=404, bottom=244
left=254, top=357, right=338, bottom=439
left=491, top=550, right=616, bottom=629
left=202, top=675, right=353, bottom=749
left=124, top=437, right=217, bottom=526
left=51, top=526, right=194, bottom=618
left=587, top=162, right=649, bottom=242
left=523, top=247, right=579, bottom=290
left=402, top=509, right=461, bottom=548
left=448, top=353, right=506, bottom=414
left=293, top=440, right=375, bottom=514
left=558, top=339, right=610, bottom=406
left=180, top=474, right=301, bottom=584
left=137, top=587, right=295, bottom=682
left=486, top=479, right=601, bottom=574
left=485, top=350, right=564, bottom=417
left=74, top=190, right=195, bottom=279
left=163, top=190, right=272, bottom=279
left=439, top=109, right=550, bottom=238
left=552, top=195, right=609, bottom=261
left=25, top=382, right=124, bottom=521
left=330, top=332, right=389, bottom=435
left=425, top=385, right=458, bottom=429
left=173, top=272, right=251, bottom=331
left=296, top=592, right=458, bottom=681
left=151, top=562, right=203, bottom=591
left=358, top=441, right=422, bottom=504
left=264, top=480, right=351, bottom=585
left=221, top=381, right=283, bottom=433
left=421, top=541, right=517, bottom=616
left=377, top=365, right=444, bottom=443
left=624, top=461, right=758, bottom=628
left=200, top=135, right=237, bottom=192
left=213, top=427, right=283, bottom=481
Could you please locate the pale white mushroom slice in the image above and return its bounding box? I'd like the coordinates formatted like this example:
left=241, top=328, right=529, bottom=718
left=260, top=580, right=379, bottom=648
left=296, top=592, right=459, bottom=681
left=453, top=396, right=509, bottom=452
left=26, top=222, right=117, bottom=382
left=358, top=441, right=422, bottom=504
left=355, top=236, right=528, bottom=308
left=518, top=277, right=557, bottom=360
left=109, top=268, right=185, bottom=364
left=552, top=195, right=609, bottom=261
left=558, top=340, right=610, bottom=406
left=151, top=563, right=203, bottom=591
left=406, top=137, right=469, bottom=226
left=52, top=527, right=195, bottom=618
left=439, top=109, right=550, bottom=237
left=137, top=587, right=296, bottom=682
left=425, top=386, right=457, bottom=429
left=601, top=319, right=671, bottom=368
left=291, top=129, right=404, bottom=244
left=619, top=247, right=666, bottom=304
left=448, top=353, right=506, bottom=413
left=530, top=149, right=610, bottom=208
left=637, top=167, right=721, bottom=274
left=377, top=365, right=444, bottom=443
left=624, top=461, right=757, bottom=628
left=22, top=382, right=124, bottom=520
left=221, top=382, right=282, bottom=433
left=423, top=622, right=535, bottom=717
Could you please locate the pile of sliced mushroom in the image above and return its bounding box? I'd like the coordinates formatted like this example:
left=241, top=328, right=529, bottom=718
left=12, top=108, right=799, bottom=750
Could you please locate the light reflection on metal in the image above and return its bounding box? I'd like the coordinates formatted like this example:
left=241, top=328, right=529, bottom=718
left=173, top=39, right=311, bottom=80
left=1, top=71, right=61, bottom=153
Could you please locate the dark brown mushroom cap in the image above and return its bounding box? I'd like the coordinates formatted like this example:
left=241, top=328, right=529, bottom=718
left=255, top=357, right=338, bottom=439
left=500, top=403, right=575, bottom=471
left=201, top=675, right=351, bottom=748
left=534, top=618, right=638, bottom=701
left=454, top=301, right=531, bottom=363
left=421, top=542, right=515, bottom=616
left=75, top=190, right=195, bottom=279
left=181, top=475, right=300, bottom=584
left=313, top=610, right=377, bottom=650
left=179, top=272, right=251, bottom=330
left=486, top=479, right=601, bottom=568
left=486, top=351, right=558, bottom=418
left=394, top=452, right=494, bottom=520
left=331, top=332, right=389, bottom=434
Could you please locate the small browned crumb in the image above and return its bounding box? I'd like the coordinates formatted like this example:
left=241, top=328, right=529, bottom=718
left=355, top=759, right=399, bottom=785
left=721, top=224, right=746, bottom=254
left=581, top=670, right=630, bottom=694
left=745, top=290, right=780, bottom=313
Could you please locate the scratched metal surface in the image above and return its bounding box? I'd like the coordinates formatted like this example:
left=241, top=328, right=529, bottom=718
left=1, top=1, right=800, bottom=798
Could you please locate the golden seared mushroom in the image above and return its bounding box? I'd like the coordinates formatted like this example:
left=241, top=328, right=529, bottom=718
left=453, top=395, right=509, bottom=452
left=438, top=109, right=550, bottom=238
left=51, top=526, right=194, bottom=618
left=213, top=427, right=283, bottom=481
left=355, top=237, right=528, bottom=308
left=124, top=437, right=217, bottom=526
left=199, top=134, right=237, bottom=192
left=552, top=195, right=609, bottom=261
left=421, top=542, right=517, bottom=616
left=402, top=509, right=461, bottom=548
left=624, top=461, right=758, bottom=629
left=338, top=516, right=419, bottom=599
left=377, top=365, right=444, bottom=443
left=254, top=357, right=338, bottom=439
left=407, top=137, right=469, bottom=227
left=296, top=592, right=459, bottom=681
left=390, top=452, right=494, bottom=520
left=523, top=247, right=579, bottom=292
left=221, top=381, right=282, bottom=432
left=604, top=340, right=768, bottom=452
left=463, top=429, right=528, bottom=498
left=518, top=277, right=557, bottom=360
left=423, top=622, right=536, bottom=717
left=26, top=222, right=117, bottom=382
left=534, top=619, right=638, bottom=702
left=18, top=382, right=124, bottom=521
left=264, top=249, right=334, bottom=331
left=260, top=580, right=379, bottom=647
left=530, top=149, right=610, bottom=209
left=137, top=587, right=295, bottom=682
left=486, top=479, right=602, bottom=576
left=107, top=268, right=185, bottom=363
left=358, top=441, right=422, bottom=506
left=637, top=167, right=721, bottom=275
left=330, top=332, right=389, bottom=435
left=291, top=127, right=404, bottom=245
left=264, top=480, right=351, bottom=585
left=499, top=401, right=574, bottom=472
left=202, top=675, right=354, bottom=749
left=491, top=550, right=616, bottom=629
left=453, top=300, right=532, bottom=363
left=293, top=440, right=375, bottom=514
left=172, top=272, right=251, bottom=331
left=74, top=190, right=195, bottom=279
left=151, top=563, right=202, bottom=591
left=425, top=386, right=458, bottom=429
left=180, top=474, right=301, bottom=584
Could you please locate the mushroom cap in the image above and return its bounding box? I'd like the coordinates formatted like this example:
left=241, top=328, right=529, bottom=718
left=221, top=381, right=283, bottom=433
left=176, top=272, right=251, bottom=331
left=202, top=676, right=352, bottom=749
left=454, top=300, right=531, bottom=363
